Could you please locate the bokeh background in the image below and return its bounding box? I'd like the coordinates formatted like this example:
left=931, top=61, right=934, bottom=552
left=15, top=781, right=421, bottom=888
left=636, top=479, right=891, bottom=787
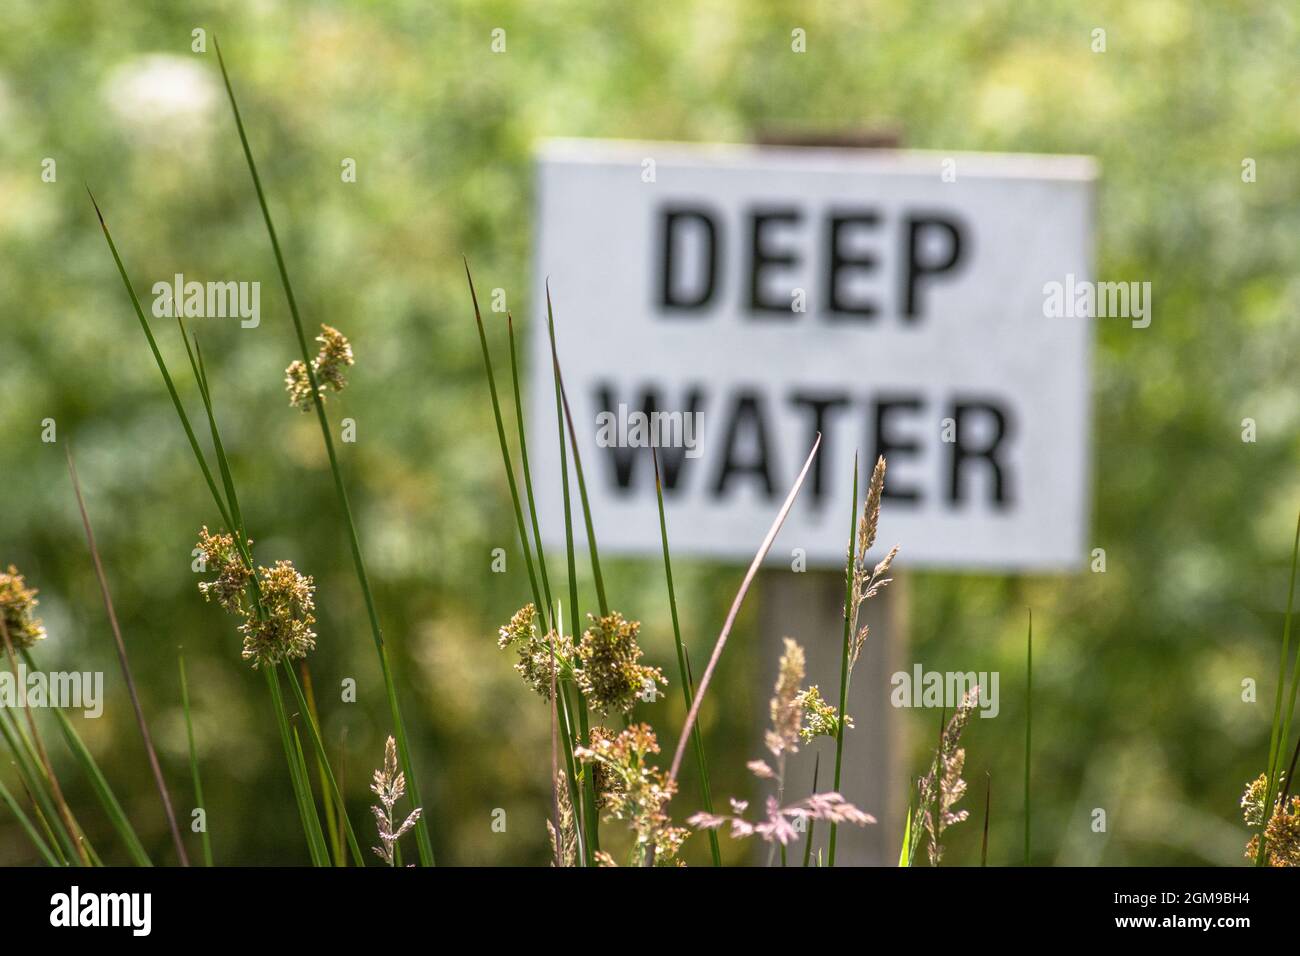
left=1, top=0, right=1298, bottom=866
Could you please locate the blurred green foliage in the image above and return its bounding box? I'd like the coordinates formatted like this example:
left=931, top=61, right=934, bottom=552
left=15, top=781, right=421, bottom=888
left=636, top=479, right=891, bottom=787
left=0, top=0, right=1297, bottom=866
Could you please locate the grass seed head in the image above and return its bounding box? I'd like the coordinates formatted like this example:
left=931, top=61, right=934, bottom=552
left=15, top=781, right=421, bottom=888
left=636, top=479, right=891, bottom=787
left=195, top=526, right=253, bottom=612
left=284, top=325, right=355, bottom=411
left=575, top=723, right=687, bottom=865
left=1242, top=772, right=1300, bottom=865
left=547, top=770, right=578, bottom=867
left=496, top=603, right=574, bottom=700
left=587, top=725, right=623, bottom=809
left=371, top=734, right=422, bottom=866
left=238, top=560, right=317, bottom=669
left=575, top=611, right=665, bottom=717
left=314, top=325, right=354, bottom=393
left=857, top=455, right=886, bottom=556
left=284, top=360, right=315, bottom=411
left=796, top=684, right=853, bottom=743
left=0, top=565, right=46, bottom=649
left=1241, top=772, right=1270, bottom=827
left=766, top=637, right=805, bottom=757
left=918, top=687, right=978, bottom=865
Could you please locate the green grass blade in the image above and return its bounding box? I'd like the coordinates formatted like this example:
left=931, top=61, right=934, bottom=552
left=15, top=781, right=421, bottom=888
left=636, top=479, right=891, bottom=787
left=652, top=446, right=720, bottom=866
left=282, top=663, right=366, bottom=866
left=0, top=775, right=62, bottom=866
left=981, top=771, right=991, bottom=867
left=296, top=664, right=344, bottom=867
left=572, top=687, right=600, bottom=863
left=27, top=663, right=148, bottom=865
left=508, top=312, right=555, bottom=626
left=13, top=770, right=70, bottom=865
left=3, top=633, right=93, bottom=867
left=66, top=446, right=189, bottom=866
left=178, top=650, right=214, bottom=866
left=545, top=288, right=608, bottom=616
left=0, top=709, right=78, bottom=864
left=543, top=290, right=600, bottom=863
left=464, top=265, right=550, bottom=635
left=549, top=623, right=587, bottom=865
left=462, top=273, right=586, bottom=859
left=1024, top=609, right=1032, bottom=867
left=291, top=723, right=331, bottom=865
left=88, top=192, right=233, bottom=532
left=19, top=773, right=70, bottom=865
left=503, top=305, right=587, bottom=862
left=180, top=323, right=343, bottom=870
left=899, top=806, right=909, bottom=868
left=803, top=752, right=820, bottom=868
left=828, top=454, right=859, bottom=867
left=263, top=666, right=330, bottom=866
left=182, top=328, right=246, bottom=538
left=1259, top=511, right=1300, bottom=864
left=40, top=713, right=131, bottom=864
left=214, top=38, right=432, bottom=865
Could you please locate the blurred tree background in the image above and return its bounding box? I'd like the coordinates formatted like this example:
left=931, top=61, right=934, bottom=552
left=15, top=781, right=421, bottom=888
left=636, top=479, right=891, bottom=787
left=1, top=0, right=1297, bottom=866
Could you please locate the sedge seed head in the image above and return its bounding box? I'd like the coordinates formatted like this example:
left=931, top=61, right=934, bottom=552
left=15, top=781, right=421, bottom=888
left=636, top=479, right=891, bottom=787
left=239, top=560, right=317, bottom=668
left=0, top=565, right=46, bottom=649
left=195, top=526, right=253, bottom=612
left=575, top=611, right=665, bottom=717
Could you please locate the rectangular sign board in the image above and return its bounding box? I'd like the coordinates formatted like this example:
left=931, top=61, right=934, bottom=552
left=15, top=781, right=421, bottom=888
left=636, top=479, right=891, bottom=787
left=531, top=139, right=1095, bottom=570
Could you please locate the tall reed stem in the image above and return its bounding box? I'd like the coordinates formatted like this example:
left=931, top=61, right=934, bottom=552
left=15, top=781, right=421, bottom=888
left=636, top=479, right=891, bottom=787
left=828, top=455, right=859, bottom=866
left=214, top=37, right=433, bottom=865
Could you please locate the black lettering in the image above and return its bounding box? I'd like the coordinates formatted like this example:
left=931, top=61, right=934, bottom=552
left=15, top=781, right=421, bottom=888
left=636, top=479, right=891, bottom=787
left=660, top=207, right=720, bottom=311
left=713, top=391, right=777, bottom=497
left=825, top=211, right=880, bottom=318
left=789, top=391, right=851, bottom=505
left=872, top=396, right=925, bottom=503
left=948, top=400, right=1012, bottom=508
left=903, top=215, right=965, bottom=320
left=595, top=384, right=705, bottom=493
left=748, top=207, right=803, bottom=316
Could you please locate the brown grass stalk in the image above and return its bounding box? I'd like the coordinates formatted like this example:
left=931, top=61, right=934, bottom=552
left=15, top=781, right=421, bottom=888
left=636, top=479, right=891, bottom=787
left=667, top=433, right=823, bottom=786
left=0, top=616, right=90, bottom=865
left=65, top=447, right=190, bottom=866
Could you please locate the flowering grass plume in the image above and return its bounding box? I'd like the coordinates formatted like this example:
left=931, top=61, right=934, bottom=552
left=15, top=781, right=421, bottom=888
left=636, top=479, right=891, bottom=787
left=691, top=639, right=874, bottom=854
left=0, top=565, right=46, bottom=649
left=547, top=769, right=578, bottom=867
left=575, top=723, right=687, bottom=866
left=917, top=686, right=978, bottom=865
left=586, top=725, right=623, bottom=810
left=286, top=324, right=355, bottom=411
left=849, top=456, right=899, bottom=670
left=496, top=603, right=573, bottom=700
left=1242, top=772, right=1300, bottom=866
left=194, top=529, right=317, bottom=669
left=371, top=735, right=423, bottom=866
left=690, top=791, right=874, bottom=847
left=796, top=685, right=853, bottom=743
left=575, top=611, right=666, bottom=717
left=767, top=637, right=805, bottom=759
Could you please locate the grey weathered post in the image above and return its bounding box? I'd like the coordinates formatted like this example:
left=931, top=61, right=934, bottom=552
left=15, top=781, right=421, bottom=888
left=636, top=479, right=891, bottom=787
left=755, top=130, right=908, bottom=867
